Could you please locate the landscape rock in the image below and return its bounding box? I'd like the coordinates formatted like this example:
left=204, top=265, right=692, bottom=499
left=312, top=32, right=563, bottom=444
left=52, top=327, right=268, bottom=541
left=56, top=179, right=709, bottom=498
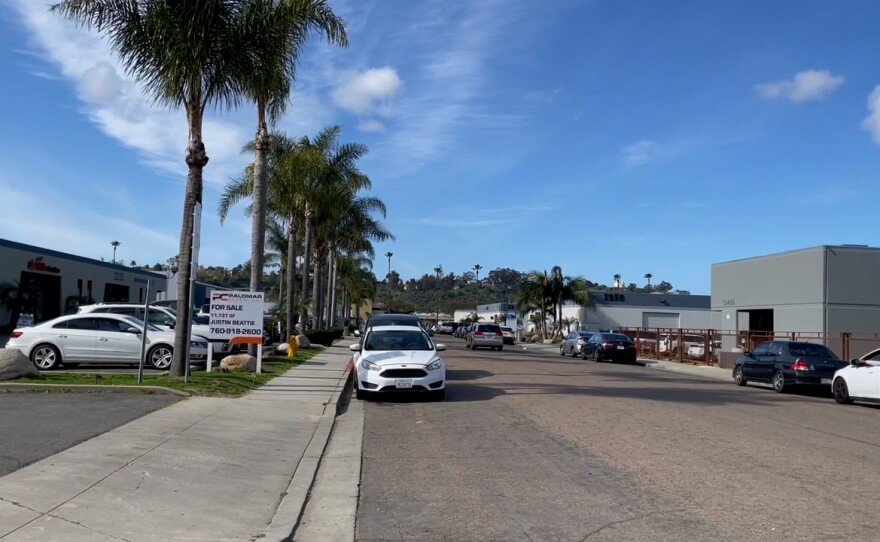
left=274, top=343, right=289, bottom=355
left=296, top=335, right=311, bottom=349
left=219, top=354, right=257, bottom=372
left=0, top=349, right=38, bottom=381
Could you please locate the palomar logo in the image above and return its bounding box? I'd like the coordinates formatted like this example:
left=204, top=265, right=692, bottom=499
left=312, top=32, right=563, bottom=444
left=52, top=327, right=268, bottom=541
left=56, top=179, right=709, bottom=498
left=27, top=257, right=60, bottom=274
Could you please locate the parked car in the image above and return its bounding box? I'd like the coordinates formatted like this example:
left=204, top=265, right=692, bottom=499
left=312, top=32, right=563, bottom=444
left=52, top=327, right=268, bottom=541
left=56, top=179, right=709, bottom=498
left=831, top=347, right=880, bottom=405
left=466, top=323, right=504, bottom=351
left=500, top=326, right=516, bottom=345
left=560, top=331, right=594, bottom=356
left=5, top=313, right=208, bottom=370
left=77, top=303, right=234, bottom=356
left=438, top=321, right=456, bottom=335
left=687, top=341, right=720, bottom=359
left=580, top=332, right=638, bottom=363
left=659, top=333, right=706, bottom=356
left=454, top=325, right=468, bottom=339
left=349, top=325, right=446, bottom=400
left=732, top=340, right=847, bottom=393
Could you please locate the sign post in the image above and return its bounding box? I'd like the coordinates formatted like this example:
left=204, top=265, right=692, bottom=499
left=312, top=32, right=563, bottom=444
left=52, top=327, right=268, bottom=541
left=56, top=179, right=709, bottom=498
left=137, top=280, right=151, bottom=384
left=207, top=290, right=265, bottom=373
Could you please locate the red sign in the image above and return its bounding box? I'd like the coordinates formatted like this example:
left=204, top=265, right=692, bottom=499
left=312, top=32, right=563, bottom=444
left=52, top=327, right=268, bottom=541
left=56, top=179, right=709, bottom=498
left=27, top=257, right=60, bottom=274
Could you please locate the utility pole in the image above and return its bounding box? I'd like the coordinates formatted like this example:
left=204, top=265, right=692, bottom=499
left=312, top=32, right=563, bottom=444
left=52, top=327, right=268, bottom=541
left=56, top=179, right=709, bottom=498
left=435, top=264, right=442, bottom=325
left=385, top=251, right=393, bottom=312
left=473, top=264, right=482, bottom=312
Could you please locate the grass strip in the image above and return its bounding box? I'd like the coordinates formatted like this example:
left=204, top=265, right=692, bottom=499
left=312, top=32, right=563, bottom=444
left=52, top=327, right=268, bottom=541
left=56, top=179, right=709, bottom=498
left=14, top=347, right=324, bottom=397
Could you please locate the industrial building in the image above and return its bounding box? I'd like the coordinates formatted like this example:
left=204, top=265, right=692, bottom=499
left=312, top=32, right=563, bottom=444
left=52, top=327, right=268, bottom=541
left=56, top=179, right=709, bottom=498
left=0, top=238, right=167, bottom=331
left=711, top=245, right=880, bottom=357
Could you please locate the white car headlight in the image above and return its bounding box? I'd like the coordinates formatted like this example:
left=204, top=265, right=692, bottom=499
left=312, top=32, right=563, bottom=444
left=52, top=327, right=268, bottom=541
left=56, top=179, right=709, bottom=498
left=426, top=359, right=443, bottom=371
left=361, top=359, right=381, bottom=372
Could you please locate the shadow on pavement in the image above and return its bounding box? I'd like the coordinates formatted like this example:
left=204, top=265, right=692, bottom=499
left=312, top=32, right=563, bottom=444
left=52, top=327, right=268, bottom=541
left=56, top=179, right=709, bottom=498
left=365, top=383, right=505, bottom=404
left=445, top=369, right=494, bottom=381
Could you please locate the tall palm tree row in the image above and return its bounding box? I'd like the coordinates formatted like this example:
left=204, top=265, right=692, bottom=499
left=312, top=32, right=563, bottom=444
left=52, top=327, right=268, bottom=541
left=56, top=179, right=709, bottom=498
left=517, top=267, right=588, bottom=340
left=51, top=1, right=350, bottom=377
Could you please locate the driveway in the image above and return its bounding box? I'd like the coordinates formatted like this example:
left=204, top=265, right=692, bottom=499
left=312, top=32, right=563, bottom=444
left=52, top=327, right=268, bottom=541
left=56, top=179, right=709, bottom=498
left=0, top=393, right=178, bottom=477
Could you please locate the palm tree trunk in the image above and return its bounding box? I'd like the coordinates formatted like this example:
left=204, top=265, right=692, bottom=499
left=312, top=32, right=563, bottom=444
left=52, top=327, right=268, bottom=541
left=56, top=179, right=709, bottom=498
left=329, top=250, right=338, bottom=327
left=171, top=112, right=208, bottom=378
left=312, top=258, right=323, bottom=328
left=248, top=117, right=269, bottom=357
left=285, top=218, right=297, bottom=339
left=300, top=205, right=312, bottom=324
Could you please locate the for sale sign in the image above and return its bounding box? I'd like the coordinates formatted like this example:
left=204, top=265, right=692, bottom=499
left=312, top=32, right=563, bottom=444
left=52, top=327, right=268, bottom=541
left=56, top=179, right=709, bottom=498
left=208, top=290, right=264, bottom=340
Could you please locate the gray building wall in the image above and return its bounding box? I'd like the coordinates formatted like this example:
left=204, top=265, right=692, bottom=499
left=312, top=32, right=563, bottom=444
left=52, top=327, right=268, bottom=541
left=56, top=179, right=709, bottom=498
left=0, top=239, right=167, bottom=328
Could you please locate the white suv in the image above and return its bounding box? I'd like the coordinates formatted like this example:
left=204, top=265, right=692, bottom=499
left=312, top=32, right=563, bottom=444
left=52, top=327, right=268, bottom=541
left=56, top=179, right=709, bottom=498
left=77, top=303, right=234, bottom=356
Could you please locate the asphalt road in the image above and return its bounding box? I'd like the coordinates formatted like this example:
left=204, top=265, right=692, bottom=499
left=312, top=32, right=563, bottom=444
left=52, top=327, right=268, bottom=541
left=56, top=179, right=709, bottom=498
left=356, top=337, right=880, bottom=542
left=0, top=393, right=178, bottom=477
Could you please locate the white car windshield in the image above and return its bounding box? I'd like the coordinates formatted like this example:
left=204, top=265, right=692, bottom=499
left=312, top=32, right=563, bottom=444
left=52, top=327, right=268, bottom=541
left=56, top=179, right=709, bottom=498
left=364, top=330, right=433, bottom=351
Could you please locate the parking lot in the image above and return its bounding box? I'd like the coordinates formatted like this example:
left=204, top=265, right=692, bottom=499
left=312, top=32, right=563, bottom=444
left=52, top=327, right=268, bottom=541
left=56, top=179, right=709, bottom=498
left=357, top=336, right=880, bottom=541
left=0, top=393, right=179, bottom=477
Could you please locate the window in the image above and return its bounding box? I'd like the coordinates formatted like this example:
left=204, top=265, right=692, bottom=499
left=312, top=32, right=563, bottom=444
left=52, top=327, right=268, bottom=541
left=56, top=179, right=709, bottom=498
left=478, top=324, right=501, bottom=333
left=787, top=343, right=836, bottom=359
left=364, top=330, right=432, bottom=351
left=751, top=342, right=771, bottom=356
left=97, top=318, right=135, bottom=333
left=767, top=342, right=784, bottom=356
left=52, top=321, right=68, bottom=329
left=67, top=318, right=99, bottom=331
left=107, top=307, right=138, bottom=317
left=601, top=333, right=632, bottom=343
left=147, top=309, right=175, bottom=326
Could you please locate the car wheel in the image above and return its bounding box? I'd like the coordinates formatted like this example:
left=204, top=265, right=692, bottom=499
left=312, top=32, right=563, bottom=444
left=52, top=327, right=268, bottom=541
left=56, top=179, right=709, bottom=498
left=498, top=346, right=503, bottom=352
left=592, top=349, right=600, bottom=362
left=432, top=389, right=446, bottom=401
left=148, top=345, right=173, bottom=370
left=356, top=387, right=369, bottom=401
left=580, top=348, right=588, bottom=360
left=30, top=344, right=61, bottom=370
left=772, top=370, right=786, bottom=393
left=559, top=345, right=565, bottom=356
left=833, top=377, right=853, bottom=404
left=733, top=366, right=747, bottom=386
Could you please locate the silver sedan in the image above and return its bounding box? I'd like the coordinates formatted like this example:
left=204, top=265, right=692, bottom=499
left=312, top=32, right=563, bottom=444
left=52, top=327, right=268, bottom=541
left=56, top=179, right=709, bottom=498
left=560, top=331, right=594, bottom=356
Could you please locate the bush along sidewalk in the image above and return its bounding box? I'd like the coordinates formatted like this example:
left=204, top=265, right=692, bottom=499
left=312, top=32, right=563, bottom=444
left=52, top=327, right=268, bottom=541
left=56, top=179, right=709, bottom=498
left=303, top=327, right=345, bottom=347
left=11, top=347, right=324, bottom=397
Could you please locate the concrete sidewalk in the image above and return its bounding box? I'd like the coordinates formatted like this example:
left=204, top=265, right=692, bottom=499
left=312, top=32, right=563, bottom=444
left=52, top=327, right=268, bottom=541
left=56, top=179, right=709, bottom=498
left=0, top=340, right=357, bottom=542
left=641, top=359, right=732, bottom=382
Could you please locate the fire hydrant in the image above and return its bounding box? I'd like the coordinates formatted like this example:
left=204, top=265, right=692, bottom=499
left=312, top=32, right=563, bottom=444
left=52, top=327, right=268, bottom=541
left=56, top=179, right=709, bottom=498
left=287, top=334, right=299, bottom=358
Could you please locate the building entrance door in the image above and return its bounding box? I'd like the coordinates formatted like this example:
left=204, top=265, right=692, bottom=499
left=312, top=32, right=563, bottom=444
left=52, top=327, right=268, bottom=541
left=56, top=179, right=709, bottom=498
left=15, top=271, right=62, bottom=325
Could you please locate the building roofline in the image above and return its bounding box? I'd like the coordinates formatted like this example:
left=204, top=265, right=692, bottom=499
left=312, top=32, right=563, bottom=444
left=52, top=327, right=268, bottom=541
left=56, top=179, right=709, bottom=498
left=712, top=245, right=880, bottom=267
left=0, top=237, right=167, bottom=280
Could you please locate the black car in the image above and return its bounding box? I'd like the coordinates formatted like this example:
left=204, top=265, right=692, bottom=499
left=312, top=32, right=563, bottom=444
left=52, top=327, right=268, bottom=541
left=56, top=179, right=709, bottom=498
left=732, top=340, right=847, bottom=393
left=580, top=332, right=637, bottom=363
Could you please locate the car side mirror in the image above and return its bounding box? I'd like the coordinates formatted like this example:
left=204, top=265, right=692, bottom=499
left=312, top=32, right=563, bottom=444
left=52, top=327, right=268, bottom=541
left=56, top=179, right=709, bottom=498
left=126, top=327, right=142, bottom=334
left=168, top=323, right=175, bottom=329
left=349, top=344, right=362, bottom=352
left=435, top=344, right=447, bottom=351
left=850, top=359, right=860, bottom=367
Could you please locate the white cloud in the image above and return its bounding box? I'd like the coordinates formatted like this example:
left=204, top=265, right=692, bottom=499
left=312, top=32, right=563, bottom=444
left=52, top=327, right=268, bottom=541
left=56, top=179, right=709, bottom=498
left=9, top=0, right=250, bottom=187
left=621, top=140, right=683, bottom=167
left=332, top=66, right=402, bottom=115
left=755, top=69, right=844, bottom=102
left=358, top=119, right=386, bottom=133
left=862, top=86, right=880, bottom=145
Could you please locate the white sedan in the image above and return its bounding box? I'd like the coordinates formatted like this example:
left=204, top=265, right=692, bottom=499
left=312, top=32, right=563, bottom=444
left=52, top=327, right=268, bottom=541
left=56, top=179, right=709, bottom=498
left=5, top=313, right=208, bottom=370
left=350, top=325, right=446, bottom=400
left=832, top=348, right=880, bottom=405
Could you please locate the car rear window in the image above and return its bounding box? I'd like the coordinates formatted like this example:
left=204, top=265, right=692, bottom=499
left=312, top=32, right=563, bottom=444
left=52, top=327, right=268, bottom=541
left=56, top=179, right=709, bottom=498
left=787, top=343, right=837, bottom=359
left=478, top=324, right=501, bottom=332
left=601, top=333, right=632, bottom=342
left=501, top=327, right=513, bottom=332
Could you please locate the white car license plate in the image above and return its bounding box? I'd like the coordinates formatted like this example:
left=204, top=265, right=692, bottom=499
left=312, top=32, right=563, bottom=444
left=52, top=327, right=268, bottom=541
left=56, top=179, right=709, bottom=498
left=395, top=379, right=414, bottom=389
left=821, top=378, right=831, bottom=385
left=616, top=345, right=624, bottom=350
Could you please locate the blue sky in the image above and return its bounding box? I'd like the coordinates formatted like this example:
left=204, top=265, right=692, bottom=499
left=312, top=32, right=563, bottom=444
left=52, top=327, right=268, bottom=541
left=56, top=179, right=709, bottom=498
left=2, top=0, right=880, bottom=295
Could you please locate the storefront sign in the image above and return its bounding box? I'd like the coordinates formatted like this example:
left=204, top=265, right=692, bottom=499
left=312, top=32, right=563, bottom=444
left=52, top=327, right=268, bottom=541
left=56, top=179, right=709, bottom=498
left=27, top=257, right=60, bottom=273
left=16, top=313, right=34, bottom=328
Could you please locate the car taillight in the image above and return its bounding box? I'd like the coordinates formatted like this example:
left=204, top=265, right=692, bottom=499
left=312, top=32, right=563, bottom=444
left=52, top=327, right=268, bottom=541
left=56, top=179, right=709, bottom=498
left=790, top=359, right=809, bottom=371
left=496, top=331, right=503, bottom=337
left=602, top=342, right=614, bottom=348
left=10, top=331, right=22, bottom=339
left=475, top=331, right=483, bottom=336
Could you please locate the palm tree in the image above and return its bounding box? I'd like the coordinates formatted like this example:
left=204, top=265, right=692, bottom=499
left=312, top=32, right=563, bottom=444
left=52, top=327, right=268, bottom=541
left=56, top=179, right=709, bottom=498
left=547, top=266, right=588, bottom=339
left=613, top=273, right=622, bottom=290
left=644, top=273, right=653, bottom=289
left=240, top=0, right=347, bottom=310
left=110, top=240, right=121, bottom=264
left=517, top=271, right=552, bottom=339
left=52, top=0, right=252, bottom=377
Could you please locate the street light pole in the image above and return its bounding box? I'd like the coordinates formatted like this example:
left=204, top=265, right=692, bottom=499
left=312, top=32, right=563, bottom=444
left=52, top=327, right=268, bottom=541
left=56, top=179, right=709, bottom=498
left=385, top=251, right=393, bottom=312
left=435, top=264, right=442, bottom=325
left=473, top=264, right=482, bottom=312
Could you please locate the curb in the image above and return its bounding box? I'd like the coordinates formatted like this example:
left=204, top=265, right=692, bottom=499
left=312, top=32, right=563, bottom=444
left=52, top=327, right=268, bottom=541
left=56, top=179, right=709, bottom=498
left=261, top=357, right=354, bottom=542
left=642, top=360, right=732, bottom=382
left=0, top=382, right=190, bottom=397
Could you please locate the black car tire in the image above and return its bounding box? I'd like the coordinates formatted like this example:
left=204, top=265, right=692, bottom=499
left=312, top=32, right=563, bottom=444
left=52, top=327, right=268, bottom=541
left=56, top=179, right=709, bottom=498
left=355, top=387, right=369, bottom=401
left=432, top=389, right=446, bottom=401
left=833, top=377, right=852, bottom=404
left=772, top=370, right=786, bottom=393
left=733, top=366, right=747, bottom=386
left=580, top=348, right=588, bottom=360
left=148, top=345, right=173, bottom=370
left=560, top=346, right=565, bottom=356
left=498, top=346, right=503, bottom=352
left=592, top=349, right=600, bottom=362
